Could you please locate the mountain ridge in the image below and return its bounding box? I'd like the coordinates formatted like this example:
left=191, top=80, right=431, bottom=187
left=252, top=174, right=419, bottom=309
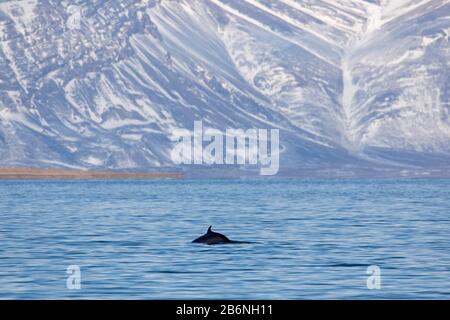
left=0, top=0, right=449, bottom=174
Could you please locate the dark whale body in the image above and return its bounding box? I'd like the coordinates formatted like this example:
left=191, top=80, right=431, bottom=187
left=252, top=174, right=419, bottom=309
left=192, top=226, right=250, bottom=245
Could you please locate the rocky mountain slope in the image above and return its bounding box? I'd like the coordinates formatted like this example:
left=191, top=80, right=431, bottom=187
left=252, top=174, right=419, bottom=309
left=0, top=0, right=449, bottom=174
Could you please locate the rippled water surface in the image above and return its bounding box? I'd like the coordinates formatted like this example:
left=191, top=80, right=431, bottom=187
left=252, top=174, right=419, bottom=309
left=1, top=179, right=450, bottom=299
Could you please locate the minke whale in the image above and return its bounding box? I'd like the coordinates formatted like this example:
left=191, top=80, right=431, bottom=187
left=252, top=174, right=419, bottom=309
left=192, top=226, right=250, bottom=245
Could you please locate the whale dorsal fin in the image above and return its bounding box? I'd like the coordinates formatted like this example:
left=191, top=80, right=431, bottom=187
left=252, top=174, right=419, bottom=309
left=207, top=226, right=212, bottom=233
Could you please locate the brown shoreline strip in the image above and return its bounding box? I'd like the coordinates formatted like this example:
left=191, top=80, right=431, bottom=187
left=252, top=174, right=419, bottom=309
left=0, top=168, right=184, bottom=180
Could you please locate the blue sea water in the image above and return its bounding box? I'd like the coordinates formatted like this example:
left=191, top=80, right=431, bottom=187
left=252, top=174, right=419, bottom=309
left=0, top=179, right=450, bottom=299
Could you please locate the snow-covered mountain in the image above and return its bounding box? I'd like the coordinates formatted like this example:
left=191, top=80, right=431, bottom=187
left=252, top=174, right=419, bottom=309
left=0, top=0, right=449, bottom=174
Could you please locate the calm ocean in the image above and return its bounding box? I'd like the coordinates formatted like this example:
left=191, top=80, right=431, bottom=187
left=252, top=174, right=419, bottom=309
left=1, top=179, right=449, bottom=299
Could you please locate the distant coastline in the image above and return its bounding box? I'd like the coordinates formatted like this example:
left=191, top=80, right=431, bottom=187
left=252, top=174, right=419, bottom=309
left=0, top=168, right=184, bottom=180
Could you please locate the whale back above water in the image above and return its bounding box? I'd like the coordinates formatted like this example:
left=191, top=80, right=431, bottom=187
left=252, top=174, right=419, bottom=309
left=192, top=226, right=247, bottom=245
